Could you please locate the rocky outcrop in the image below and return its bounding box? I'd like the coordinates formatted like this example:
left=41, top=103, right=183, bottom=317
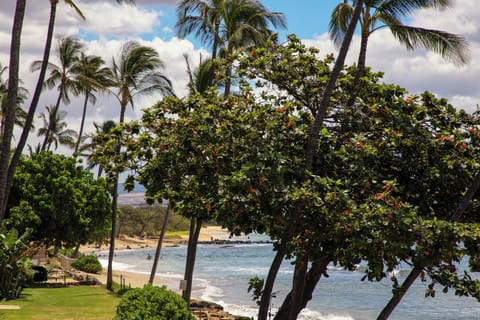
left=190, top=300, right=252, bottom=320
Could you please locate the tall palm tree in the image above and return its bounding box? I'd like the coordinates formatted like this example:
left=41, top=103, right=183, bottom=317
left=176, top=0, right=286, bottom=95
left=105, top=41, right=174, bottom=291
left=2, top=0, right=134, bottom=221
left=72, top=53, right=112, bottom=155
left=37, top=104, right=77, bottom=151
left=0, top=0, right=26, bottom=224
left=31, top=35, right=83, bottom=151
left=329, top=0, right=468, bottom=93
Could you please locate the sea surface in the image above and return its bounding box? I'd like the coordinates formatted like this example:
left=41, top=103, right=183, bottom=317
left=98, top=234, right=480, bottom=320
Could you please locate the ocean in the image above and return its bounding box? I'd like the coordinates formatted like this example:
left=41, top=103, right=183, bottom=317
left=98, top=235, right=480, bottom=320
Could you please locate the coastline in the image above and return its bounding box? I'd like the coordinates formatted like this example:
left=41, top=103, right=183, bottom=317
left=82, top=225, right=232, bottom=291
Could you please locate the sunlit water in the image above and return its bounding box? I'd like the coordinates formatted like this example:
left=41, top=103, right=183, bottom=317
left=98, top=235, right=480, bottom=320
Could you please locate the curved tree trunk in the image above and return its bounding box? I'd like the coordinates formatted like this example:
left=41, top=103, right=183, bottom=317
left=106, top=172, right=119, bottom=291
left=149, top=204, right=171, bottom=285
left=274, top=255, right=332, bottom=320
left=2, top=0, right=58, bottom=216
left=257, top=241, right=287, bottom=320
left=107, top=103, right=127, bottom=291
left=0, top=0, right=26, bottom=224
left=182, top=217, right=202, bottom=304
left=268, top=1, right=364, bottom=317
left=377, top=171, right=480, bottom=319
left=74, top=89, right=90, bottom=155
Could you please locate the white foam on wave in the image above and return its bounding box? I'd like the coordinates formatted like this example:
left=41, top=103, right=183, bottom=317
left=299, top=308, right=355, bottom=320
left=98, top=259, right=134, bottom=271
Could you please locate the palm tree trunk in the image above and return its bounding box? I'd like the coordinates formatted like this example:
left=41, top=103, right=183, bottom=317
left=182, top=217, right=202, bottom=304
left=149, top=204, right=170, bottom=285
left=0, top=0, right=26, bottom=224
left=106, top=172, right=118, bottom=291
left=348, top=32, right=369, bottom=106
left=107, top=103, right=127, bottom=291
left=377, top=171, right=480, bottom=319
left=2, top=0, right=58, bottom=216
left=74, top=89, right=90, bottom=155
left=267, top=1, right=364, bottom=317
left=305, top=0, right=364, bottom=170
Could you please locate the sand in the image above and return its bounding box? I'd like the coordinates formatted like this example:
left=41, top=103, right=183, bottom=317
left=83, top=225, right=231, bottom=291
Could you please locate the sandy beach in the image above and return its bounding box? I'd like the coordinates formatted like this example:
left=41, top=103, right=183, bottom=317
left=83, top=225, right=231, bottom=290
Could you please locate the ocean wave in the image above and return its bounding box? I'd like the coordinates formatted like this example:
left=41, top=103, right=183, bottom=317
left=299, top=308, right=355, bottom=320
left=98, top=259, right=134, bottom=271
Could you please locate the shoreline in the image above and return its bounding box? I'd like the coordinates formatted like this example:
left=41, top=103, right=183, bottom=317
left=83, top=225, right=233, bottom=291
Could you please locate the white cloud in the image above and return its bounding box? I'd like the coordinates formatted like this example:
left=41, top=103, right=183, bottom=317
left=303, top=0, right=480, bottom=113
left=1, top=0, right=479, bottom=157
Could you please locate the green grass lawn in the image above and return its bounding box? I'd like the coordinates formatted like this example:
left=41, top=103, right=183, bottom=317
left=0, top=286, right=120, bottom=320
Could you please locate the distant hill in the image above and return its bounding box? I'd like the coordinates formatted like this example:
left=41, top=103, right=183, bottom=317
left=117, top=192, right=147, bottom=207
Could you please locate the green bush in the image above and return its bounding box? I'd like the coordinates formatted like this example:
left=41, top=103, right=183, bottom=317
left=71, top=254, right=102, bottom=274
left=114, top=285, right=195, bottom=320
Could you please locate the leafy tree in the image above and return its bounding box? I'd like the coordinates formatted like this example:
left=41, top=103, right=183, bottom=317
left=329, top=0, right=468, bottom=96
left=5, top=151, right=111, bottom=251
left=37, top=104, right=77, bottom=151
left=112, top=34, right=480, bottom=320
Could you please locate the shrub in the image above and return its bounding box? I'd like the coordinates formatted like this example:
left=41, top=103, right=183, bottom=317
left=114, top=285, right=195, bottom=320
left=71, top=254, right=102, bottom=274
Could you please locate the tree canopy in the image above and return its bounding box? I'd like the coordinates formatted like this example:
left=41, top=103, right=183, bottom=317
left=97, top=36, right=480, bottom=318
left=5, top=151, right=111, bottom=249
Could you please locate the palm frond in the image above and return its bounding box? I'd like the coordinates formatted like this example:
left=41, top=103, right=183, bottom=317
left=390, top=25, right=469, bottom=65
left=329, top=2, right=354, bottom=48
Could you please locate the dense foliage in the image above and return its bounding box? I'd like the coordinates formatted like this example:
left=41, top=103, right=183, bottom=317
left=98, top=36, right=480, bottom=318
left=0, top=229, right=34, bottom=300
left=114, top=285, right=194, bottom=320
left=71, top=255, right=102, bottom=274
left=118, top=205, right=190, bottom=237
left=5, top=151, right=111, bottom=250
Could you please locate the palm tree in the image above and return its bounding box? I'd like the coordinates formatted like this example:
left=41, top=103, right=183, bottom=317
left=0, top=0, right=26, bottom=223
left=31, top=36, right=83, bottom=151
left=176, top=0, right=286, bottom=95
left=72, top=53, right=112, bottom=155
left=184, top=54, right=220, bottom=94
left=2, top=0, right=134, bottom=221
left=0, top=64, right=29, bottom=137
left=105, top=41, right=174, bottom=291
left=37, top=104, right=77, bottom=151
left=329, top=0, right=468, bottom=94
left=77, top=120, right=117, bottom=178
